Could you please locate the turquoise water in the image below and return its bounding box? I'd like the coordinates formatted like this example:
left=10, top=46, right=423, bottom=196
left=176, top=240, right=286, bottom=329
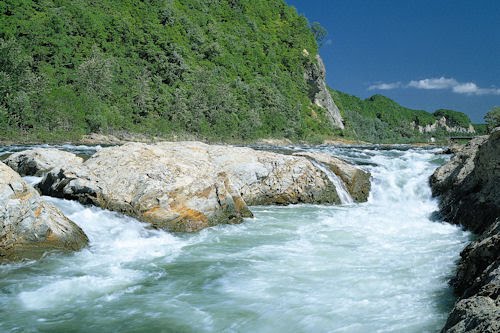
left=0, top=147, right=470, bottom=332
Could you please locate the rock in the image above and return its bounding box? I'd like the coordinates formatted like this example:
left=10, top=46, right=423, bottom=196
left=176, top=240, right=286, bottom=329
left=430, top=130, right=499, bottom=233
left=207, top=145, right=340, bottom=206
left=441, top=297, right=500, bottom=333
left=303, top=55, right=344, bottom=129
left=293, top=151, right=371, bottom=202
left=430, top=128, right=500, bottom=333
left=5, top=148, right=83, bottom=177
left=0, top=162, right=88, bottom=261
left=38, top=142, right=253, bottom=232
left=452, top=219, right=500, bottom=297
left=37, top=142, right=366, bottom=231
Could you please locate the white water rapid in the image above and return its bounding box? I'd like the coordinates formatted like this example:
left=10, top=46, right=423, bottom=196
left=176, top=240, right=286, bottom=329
left=0, top=146, right=470, bottom=332
left=311, top=160, right=354, bottom=204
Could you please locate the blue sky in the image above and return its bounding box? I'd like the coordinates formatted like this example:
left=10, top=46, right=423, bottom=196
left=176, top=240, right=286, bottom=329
left=285, top=0, right=500, bottom=123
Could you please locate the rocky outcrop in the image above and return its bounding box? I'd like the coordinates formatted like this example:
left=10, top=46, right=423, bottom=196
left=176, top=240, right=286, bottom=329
left=430, top=131, right=499, bottom=233
left=0, top=162, right=88, bottom=261
left=5, top=148, right=83, bottom=176
left=414, top=117, right=476, bottom=134
left=430, top=128, right=500, bottom=333
left=36, top=142, right=370, bottom=232
left=304, top=54, right=344, bottom=129
left=37, top=142, right=254, bottom=232
left=293, top=151, right=371, bottom=202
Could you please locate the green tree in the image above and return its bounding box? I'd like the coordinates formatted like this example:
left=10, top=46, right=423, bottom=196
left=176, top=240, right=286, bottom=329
left=311, top=22, right=328, bottom=47
left=485, top=106, right=500, bottom=132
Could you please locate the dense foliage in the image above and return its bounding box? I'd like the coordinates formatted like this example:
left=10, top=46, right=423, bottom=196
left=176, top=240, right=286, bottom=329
left=0, top=0, right=336, bottom=142
left=331, top=90, right=474, bottom=143
left=485, top=106, right=500, bottom=132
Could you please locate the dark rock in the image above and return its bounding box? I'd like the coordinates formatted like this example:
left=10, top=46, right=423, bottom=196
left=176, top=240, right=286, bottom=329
left=431, top=128, right=500, bottom=333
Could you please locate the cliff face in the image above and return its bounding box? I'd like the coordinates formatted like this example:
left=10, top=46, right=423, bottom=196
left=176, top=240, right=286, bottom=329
left=304, top=55, right=344, bottom=129
left=414, top=117, right=475, bottom=134
left=430, top=128, right=500, bottom=333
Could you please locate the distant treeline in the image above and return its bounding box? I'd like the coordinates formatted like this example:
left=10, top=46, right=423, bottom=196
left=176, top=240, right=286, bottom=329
left=331, top=90, right=481, bottom=143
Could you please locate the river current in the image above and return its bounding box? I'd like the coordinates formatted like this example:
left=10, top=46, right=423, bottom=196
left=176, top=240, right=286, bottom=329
left=0, top=145, right=470, bottom=332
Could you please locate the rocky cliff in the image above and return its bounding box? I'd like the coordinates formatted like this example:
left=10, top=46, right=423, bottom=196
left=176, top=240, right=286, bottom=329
left=430, top=128, right=500, bottom=332
left=304, top=55, right=344, bottom=129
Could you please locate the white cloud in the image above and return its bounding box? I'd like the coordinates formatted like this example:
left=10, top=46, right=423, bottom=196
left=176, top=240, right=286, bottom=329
left=368, top=82, right=401, bottom=90
left=408, top=77, right=458, bottom=90
left=368, top=76, right=500, bottom=96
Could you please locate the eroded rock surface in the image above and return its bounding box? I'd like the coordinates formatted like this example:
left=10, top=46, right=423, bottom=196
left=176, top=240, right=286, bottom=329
left=304, top=55, right=344, bottom=129
left=293, top=151, right=371, bottom=202
left=38, top=142, right=253, bottom=232
left=0, top=162, right=88, bottom=261
left=36, top=142, right=372, bottom=232
left=430, top=128, right=500, bottom=333
left=5, top=148, right=83, bottom=177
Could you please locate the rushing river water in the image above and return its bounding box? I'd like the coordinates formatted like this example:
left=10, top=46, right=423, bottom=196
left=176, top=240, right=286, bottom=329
left=0, top=145, right=471, bottom=333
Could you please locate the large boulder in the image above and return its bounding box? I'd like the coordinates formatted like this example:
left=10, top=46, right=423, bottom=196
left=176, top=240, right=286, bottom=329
left=0, top=162, right=88, bottom=262
left=4, top=148, right=83, bottom=177
left=36, top=142, right=365, bottom=231
left=293, top=151, right=371, bottom=202
left=207, top=145, right=340, bottom=206
left=37, top=142, right=254, bottom=232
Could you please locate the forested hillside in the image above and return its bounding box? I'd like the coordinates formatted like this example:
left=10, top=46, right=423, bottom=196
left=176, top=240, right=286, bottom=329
left=331, top=90, right=476, bottom=143
left=0, top=0, right=338, bottom=142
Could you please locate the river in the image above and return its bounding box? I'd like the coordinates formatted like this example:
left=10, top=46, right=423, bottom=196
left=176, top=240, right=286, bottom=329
left=0, top=145, right=470, bottom=332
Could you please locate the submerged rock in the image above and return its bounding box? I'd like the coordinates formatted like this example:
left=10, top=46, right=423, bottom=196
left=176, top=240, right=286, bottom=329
left=37, top=141, right=371, bottom=232
left=5, top=148, right=83, bottom=177
left=0, top=162, right=88, bottom=261
left=293, top=151, right=371, bottom=202
left=430, top=128, right=500, bottom=333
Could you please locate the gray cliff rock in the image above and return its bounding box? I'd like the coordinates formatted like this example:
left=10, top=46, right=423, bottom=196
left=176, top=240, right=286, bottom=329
left=36, top=142, right=371, bottom=232
left=430, top=128, right=500, bottom=333
left=0, top=162, right=88, bottom=261
left=304, top=54, right=344, bottom=129
left=293, top=151, right=371, bottom=202
left=5, top=148, right=83, bottom=177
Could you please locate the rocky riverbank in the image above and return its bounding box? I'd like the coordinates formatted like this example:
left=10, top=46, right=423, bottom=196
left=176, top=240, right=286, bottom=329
left=1, top=141, right=370, bottom=260
left=430, top=128, right=500, bottom=332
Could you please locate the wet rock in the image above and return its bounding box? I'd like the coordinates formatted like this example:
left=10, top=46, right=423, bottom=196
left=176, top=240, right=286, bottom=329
left=0, top=162, right=88, bottom=262
left=441, top=296, right=500, bottom=333
left=431, top=128, right=500, bottom=333
left=293, top=151, right=371, bottom=202
left=430, top=129, right=499, bottom=233
left=5, top=148, right=83, bottom=177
